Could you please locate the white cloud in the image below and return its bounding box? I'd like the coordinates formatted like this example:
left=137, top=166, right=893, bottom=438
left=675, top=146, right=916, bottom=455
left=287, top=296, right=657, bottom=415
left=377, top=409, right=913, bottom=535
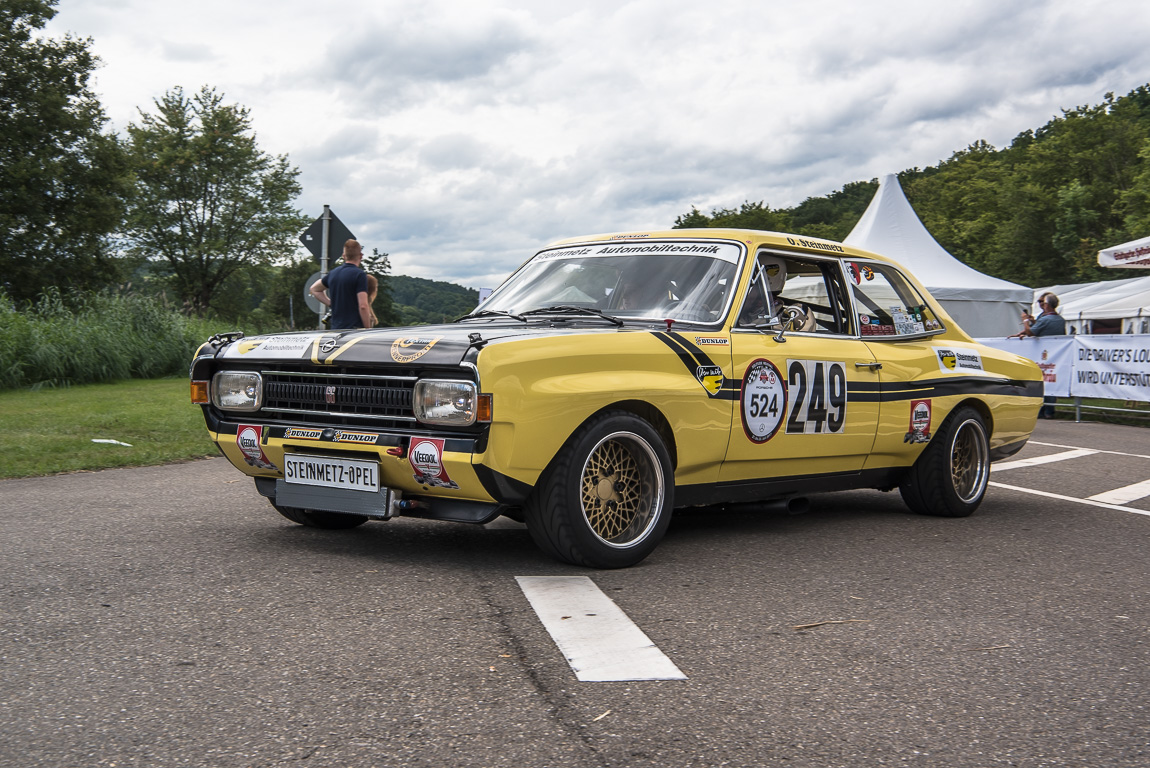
left=45, top=0, right=1150, bottom=289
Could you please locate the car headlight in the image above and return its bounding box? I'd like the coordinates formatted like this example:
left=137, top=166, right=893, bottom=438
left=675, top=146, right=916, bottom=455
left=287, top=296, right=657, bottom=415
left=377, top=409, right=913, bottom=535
left=414, top=379, right=479, bottom=426
left=212, top=371, right=263, bottom=411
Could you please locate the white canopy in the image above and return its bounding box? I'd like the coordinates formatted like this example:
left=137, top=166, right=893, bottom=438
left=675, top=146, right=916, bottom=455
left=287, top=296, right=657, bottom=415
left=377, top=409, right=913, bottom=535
left=1098, top=234, right=1150, bottom=268
left=845, top=174, right=1032, bottom=338
left=1036, top=275, right=1150, bottom=334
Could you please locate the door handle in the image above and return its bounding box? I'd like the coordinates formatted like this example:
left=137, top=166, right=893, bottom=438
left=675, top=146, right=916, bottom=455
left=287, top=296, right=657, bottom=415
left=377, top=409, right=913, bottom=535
left=855, top=361, right=883, bottom=370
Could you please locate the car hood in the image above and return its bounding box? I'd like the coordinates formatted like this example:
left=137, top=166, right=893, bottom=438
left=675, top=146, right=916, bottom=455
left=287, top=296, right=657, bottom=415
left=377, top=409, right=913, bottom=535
left=212, top=322, right=623, bottom=368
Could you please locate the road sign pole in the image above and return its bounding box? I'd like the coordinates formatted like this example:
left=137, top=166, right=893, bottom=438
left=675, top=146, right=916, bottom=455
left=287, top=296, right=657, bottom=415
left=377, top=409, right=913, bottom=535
left=320, top=205, right=331, bottom=277
left=299, top=206, right=355, bottom=330
left=319, top=205, right=331, bottom=328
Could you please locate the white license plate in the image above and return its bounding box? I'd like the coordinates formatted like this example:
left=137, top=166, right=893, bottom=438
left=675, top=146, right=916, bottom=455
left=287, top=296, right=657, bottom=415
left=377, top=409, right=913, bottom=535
left=283, top=454, right=380, bottom=492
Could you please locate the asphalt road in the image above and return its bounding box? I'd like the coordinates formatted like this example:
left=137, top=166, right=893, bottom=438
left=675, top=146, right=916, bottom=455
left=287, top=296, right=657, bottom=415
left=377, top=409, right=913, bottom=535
left=1, top=419, right=1147, bottom=768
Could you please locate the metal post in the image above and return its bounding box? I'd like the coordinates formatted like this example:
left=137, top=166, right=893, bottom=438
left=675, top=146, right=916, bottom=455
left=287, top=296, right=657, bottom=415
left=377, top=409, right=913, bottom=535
left=319, top=205, right=331, bottom=328
left=1075, top=396, right=1082, bottom=423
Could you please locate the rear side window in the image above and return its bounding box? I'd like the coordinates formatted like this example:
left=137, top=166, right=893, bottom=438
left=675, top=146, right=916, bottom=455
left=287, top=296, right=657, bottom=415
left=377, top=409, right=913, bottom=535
left=847, top=261, right=944, bottom=338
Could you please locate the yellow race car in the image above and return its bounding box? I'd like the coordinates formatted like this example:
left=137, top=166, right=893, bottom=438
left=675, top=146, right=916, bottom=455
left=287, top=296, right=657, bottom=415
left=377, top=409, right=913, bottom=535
left=191, top=229, right=1042, bottom=568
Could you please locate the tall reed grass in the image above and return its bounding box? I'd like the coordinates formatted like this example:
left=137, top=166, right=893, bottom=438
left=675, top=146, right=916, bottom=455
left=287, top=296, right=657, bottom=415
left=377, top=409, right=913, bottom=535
left=0, top=289, right=239, bottom=390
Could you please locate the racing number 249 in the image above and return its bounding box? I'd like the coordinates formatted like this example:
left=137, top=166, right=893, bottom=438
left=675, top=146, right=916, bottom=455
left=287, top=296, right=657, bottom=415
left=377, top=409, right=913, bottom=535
left=786, top=359, right=846, bottom=434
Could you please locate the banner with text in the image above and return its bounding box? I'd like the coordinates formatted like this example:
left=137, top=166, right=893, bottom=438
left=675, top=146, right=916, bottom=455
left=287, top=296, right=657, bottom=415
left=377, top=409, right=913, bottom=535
left=978, top=335, right=1150, bottom=402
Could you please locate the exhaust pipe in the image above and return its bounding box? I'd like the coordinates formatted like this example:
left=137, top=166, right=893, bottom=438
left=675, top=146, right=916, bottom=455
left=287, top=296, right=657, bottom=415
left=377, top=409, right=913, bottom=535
left=760, top=496, right=810, bottom=515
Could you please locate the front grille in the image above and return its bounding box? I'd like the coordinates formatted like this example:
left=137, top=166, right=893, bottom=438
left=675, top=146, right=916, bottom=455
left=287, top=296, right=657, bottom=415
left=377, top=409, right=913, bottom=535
left=259, top=369, right=418, bottom=428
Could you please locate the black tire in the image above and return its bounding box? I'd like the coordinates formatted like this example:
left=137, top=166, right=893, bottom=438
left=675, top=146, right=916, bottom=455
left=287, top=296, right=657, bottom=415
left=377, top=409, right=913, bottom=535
left=899, top=406, right=990, bottom=518
left=270, top=501, right=369, bottom=529
left=524, top=411, right=674, bottom=568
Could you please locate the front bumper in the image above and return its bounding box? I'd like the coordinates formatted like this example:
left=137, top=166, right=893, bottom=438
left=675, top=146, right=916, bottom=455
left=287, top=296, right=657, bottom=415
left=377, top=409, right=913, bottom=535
left=205, top=407, right=531, bottom=524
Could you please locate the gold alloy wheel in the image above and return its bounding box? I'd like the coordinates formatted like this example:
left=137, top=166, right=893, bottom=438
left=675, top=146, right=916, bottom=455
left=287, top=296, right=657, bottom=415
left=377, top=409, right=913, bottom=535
left=950, top=418, right=989, bottom=504
left=579, top=431, right=664, bottom=547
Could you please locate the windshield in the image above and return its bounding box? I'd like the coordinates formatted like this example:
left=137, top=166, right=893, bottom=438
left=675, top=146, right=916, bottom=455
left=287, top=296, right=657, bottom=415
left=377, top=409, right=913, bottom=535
left=477, top=240, right=743, bottom=324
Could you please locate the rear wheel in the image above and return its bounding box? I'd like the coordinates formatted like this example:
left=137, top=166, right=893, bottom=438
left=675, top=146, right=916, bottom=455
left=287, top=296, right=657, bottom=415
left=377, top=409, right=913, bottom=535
left=270, top=501, right=369, bottom=529
left=525, top=411, right=673, bottom=568
left=899, top=406, right=990, bottom=518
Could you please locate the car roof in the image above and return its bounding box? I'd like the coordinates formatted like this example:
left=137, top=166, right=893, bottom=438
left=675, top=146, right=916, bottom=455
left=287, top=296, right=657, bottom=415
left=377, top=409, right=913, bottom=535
left=544, top=228, right=900, bottom=268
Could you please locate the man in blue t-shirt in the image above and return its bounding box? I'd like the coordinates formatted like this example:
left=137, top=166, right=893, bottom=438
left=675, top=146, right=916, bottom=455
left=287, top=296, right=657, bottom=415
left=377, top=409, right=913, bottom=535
left=1011, top=292, right=1065, bottom=418
left=309, top=239, right=374, bottom=329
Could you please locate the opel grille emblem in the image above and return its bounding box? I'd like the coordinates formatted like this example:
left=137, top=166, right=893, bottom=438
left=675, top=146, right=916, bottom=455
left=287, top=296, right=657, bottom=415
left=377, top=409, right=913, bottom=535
left=320, top=339, right=339, bottom=353
left=325, top=385, right=336, bottom=404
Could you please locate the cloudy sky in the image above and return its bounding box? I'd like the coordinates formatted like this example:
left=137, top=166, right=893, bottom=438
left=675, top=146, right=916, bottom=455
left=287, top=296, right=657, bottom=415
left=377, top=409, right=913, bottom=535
left=46, top=0, right=1150, bottom=290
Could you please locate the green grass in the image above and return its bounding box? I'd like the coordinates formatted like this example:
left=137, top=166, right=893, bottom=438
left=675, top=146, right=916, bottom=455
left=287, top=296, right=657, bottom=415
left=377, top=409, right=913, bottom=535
left=0, top=377, right=218, bottom=479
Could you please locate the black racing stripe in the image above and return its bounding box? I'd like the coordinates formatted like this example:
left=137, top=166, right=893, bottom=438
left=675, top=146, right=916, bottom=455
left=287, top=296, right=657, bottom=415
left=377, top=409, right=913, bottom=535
left=846, top=376, right=1042, bottom=403
left=652, top=332, right=703, bottom=373
left=908, top=377, right=1043, bottom=400
left=714, top=379, right=739, bottom=401
left=652, top=331, right=717, bottom=371
left=666, top=331, right=717, bottom=367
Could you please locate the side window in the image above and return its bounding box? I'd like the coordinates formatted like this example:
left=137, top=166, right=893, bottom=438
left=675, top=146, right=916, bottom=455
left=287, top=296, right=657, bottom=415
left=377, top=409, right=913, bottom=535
left=848, top=261, right=944, bottom=337
left=737, top=252, right=853, bottom=335
left=735, top=258, right=779, bottom=327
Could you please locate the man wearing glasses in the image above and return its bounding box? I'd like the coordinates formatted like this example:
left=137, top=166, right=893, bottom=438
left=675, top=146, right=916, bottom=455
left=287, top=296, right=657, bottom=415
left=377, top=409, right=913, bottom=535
left=1010, top=292, right=1065, bottom=418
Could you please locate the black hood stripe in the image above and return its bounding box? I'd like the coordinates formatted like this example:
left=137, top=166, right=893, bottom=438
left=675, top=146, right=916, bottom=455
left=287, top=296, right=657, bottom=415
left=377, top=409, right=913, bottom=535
left=652, top=331, right=716, bottom=370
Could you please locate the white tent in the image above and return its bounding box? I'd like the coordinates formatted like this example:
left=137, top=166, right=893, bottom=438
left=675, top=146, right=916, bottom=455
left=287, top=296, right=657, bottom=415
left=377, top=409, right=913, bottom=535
left=1036, top=275, right=1150, bottom=334
left=845, top=174, right=1032, bottom=338
left=1098, top=234, right=1150, bottom=268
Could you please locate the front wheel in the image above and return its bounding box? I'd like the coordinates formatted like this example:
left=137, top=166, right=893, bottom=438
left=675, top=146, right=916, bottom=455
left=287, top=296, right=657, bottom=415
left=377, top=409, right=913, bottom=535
left=899, top=406, right=990, bottom=518
left=524, top=412, right=674, bottom=568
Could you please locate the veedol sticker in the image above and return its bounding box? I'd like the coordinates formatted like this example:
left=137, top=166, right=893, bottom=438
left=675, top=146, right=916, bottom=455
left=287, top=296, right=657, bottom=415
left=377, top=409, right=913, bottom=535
left=741, top=359, right=787, bottom=443
left=236, top=424, right=277, bottom=470
left=409, top=438, right=459, bottom=489
left=904, top=399, right=932, bottom=444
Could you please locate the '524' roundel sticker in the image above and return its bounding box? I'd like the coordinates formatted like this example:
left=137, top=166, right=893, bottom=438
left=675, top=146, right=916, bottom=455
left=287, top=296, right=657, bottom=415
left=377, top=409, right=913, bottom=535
left=741, top=359, right=787, bottom=443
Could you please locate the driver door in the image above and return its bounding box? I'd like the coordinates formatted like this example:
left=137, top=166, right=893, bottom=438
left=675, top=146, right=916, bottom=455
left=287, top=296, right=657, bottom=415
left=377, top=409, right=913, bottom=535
left=720, top=251, right=882, bottom=483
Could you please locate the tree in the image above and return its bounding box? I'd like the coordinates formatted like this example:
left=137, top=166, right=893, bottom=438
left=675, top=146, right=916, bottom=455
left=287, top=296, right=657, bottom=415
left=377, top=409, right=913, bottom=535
left=247, top=256, right=318, bottom=331
left=390, top=275, right=479, bottom=325
left=0, top=0, right=130, bottom=303
left=363, top=247, right=400, bottom=326
left=125, top=86, right=309, bottom=313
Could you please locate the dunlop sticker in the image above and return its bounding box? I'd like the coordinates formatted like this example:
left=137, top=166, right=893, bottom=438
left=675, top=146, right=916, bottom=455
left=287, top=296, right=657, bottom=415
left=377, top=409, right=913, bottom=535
left=284, top=427, right=379, bottom=444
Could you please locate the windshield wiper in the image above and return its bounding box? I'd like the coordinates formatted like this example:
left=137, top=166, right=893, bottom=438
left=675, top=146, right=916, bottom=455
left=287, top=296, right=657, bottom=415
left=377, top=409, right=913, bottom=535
left=457, top=309, right=527, bottom=322
left=518, top=305, right=625, bottom=326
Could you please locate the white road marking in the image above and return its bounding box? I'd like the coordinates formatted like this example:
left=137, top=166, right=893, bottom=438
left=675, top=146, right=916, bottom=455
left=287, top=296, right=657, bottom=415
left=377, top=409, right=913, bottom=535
left=990, top=481, right=1150, bottom=517
left=1087, top=479, right=1150, bottom=505
left=992, top=448, right=1098, bottom=472
left=1030, top=441, right=1150, bottom=461
left=516, top=576, right=686, bottom=682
